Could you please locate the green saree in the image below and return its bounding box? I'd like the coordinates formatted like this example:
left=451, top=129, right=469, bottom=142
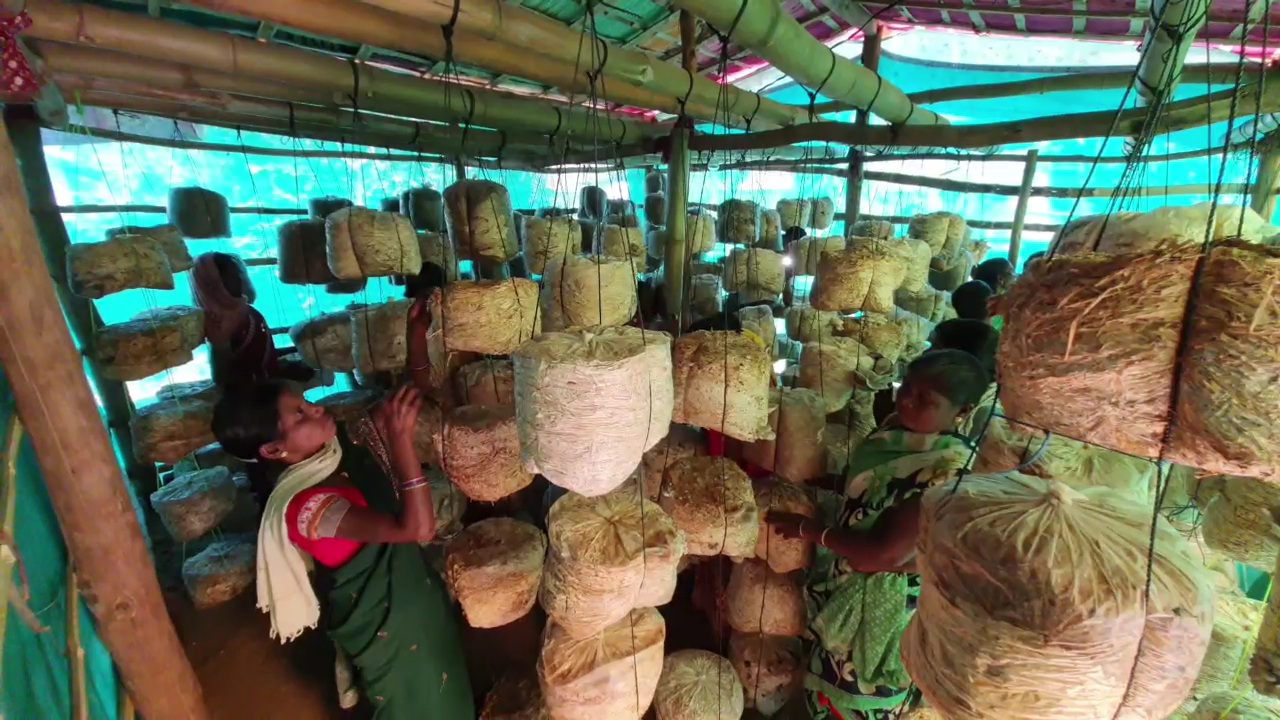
left=324, top=424, right=475, bottom=719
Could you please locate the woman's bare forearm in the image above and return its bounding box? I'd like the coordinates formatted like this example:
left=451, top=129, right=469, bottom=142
left=406, top=331, right=434, bottom=396
left=387, top=436, right=437, bottom=542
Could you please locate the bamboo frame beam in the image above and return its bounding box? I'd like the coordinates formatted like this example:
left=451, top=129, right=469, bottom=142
left=665, top=12, right=696, bottom=332
left=688, top=83, right=1280, bottom=150
left=232, top=0, right=807, bottom=129
left=901, top=62, right=1263, bottom=106
left=1252, top=140, right=1280, bottom=221
left=25, top=0, right=662, bottom=142
left=670, top=0, right=945, bottom=126
left=53, top=72, right=563, bottom=159
left=68, top=564, right=88, bottom=720
left=181, top=0, right=760, bottom=130
left=1007, top=150, right=1039, bottom=266
left=0, top=108, right=208, bottom=720
left=1136, top=0, right=1211, bottom=105
left=47, top=126, right=431, bottom=162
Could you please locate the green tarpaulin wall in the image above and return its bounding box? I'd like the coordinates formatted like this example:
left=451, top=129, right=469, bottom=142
left=2, top=366, right=119, bottom=720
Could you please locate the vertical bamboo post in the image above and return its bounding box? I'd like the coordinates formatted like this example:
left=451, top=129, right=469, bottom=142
left=0, top=416, right=22, bottom=678
left=68, top=564, right=88, bottom=720
left=663, top=9, right=697, bottom=332
left=0, top=113, right=208, bottom=720
left=844, top=22, right=882, bottom=231
left=1251, top=140, right=1280, bottom=223
left=1007, top=149, right=1040, bottom=267
left=2, top=107, right=154, bottom=491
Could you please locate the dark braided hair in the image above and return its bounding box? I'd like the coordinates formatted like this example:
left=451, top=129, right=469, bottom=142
left=903, top=350, right=989, bottom=409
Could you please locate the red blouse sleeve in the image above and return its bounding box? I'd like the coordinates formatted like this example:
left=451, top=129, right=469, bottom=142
left=285, top=486, right=369, bottom=568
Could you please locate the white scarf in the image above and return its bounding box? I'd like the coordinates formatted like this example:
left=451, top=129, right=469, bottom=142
left=256, top=437, right=343, bottom=643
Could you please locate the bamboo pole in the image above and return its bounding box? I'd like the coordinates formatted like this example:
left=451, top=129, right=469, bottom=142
left=343, top=0, right=806, bottom=129
left=663, top=11, right=695, bottom=332
left=47, top=125, right=434, bottom=162
left=687, top=83, right=1280, bottom=151
left=0, top=416, right=21, bottom=680
left=1007, top=150, right=1039, bottom=267
left=25, top=0, right=661, bottom=142
left=3, top=107, right=152, bottom=487
left=670, top=0, right=944, bottom=126
left=845, top=21, right=881, bottom=228
left=902, top=62, right=1261, bottom=106
left=0, top=110, right=208, bottom=720
left=53, top=72, right=562, bottom=159
left=1136, top=0, right=1211, bottom=105
left=68, top=563, right=88, bottom=720
left=1252, top=140, right=1280, bottom=222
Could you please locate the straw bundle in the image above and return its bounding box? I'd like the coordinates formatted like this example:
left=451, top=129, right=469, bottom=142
left=634, top=425, right=707, bottom=502
left=596, top=224, right=646, bottom=263
left=751, top=479, right=816, bottom=572
left=150, top=466, right=237, bottom=542
left=723, top=248, right=786, bottom=295
left=325, top=279, right=367, bottom=294
left=849, top=219, right=895, bottom=240
left=434, top=405, right=532, bottom=502
left=969, top=239, right=990, bottom=264
left=758, top=208, right=783, bottom=251
left=445, top=517, right=547, bottom=628
left=784, top=305, right=841, bottom=342
left=156, top=380, right=220, bottom=405
left=895, top=286, right=954, bottom=323
left=1202, top=494, right=1280, bottom=571
left=67, top=234, right=174, bottom=299
left=737, top=304, right=777, bottom=349
left=540, top=256, right=639, bottom=330
left=887, top=306, right=935, bottom=360
left=429, top=279, right=541, bottom=355
left=168, top=186, right=231, bottom=239
left=671, top=331, right=774, bottom=442
left=276, top=219, right=337, bottom=285
left=633, top=493, right=688, bottom=609
left=401, top=187, right=445, bottom=232
left=522, top=216, right=579, bottom=276
left=429, top=471, right=468, bottom=538
left=181, top=538, right=256, bottom=609
left=811, top=241, right=908, bottom=313
left=728, top=633, right=803, bottom=717
left=811, top=197, right=836, bottom=230
left=836, top=313, right=908, bottom=365
left=741, top=389, right=826, bottom=485
left=798, top=336, right=894, bottom=413
left=132, top=396, right=217, bottom=464
left=737, top=287, right=780, bottom=306
left=644, top=193, right=666, bottom=227
left=1253, top=547, right=1280, bottom=697
left=903, top=473, right=1214, bottom=720
left=653, top=650, right=744, bottom=720
left=998, top=249, right=1200, bottom=458
left=927, top=249, right=975, bottom=293
left=539, top=608, right=665, bottom=720
left=105, top=224, right=192, bottom=272
left=689, top=275, right=724, bottom=323
left=940, top=213, right=968, bottom=263
left=726, top=560, right=805, bottom=636
left=686, top=209, right=718, bottom=255
left=899, top=237, right=933, bottom=294
left=482, top=673, right=550, bottom=720
left=350, top=301, right=411, bottom=376
left=513, top=327, right=673, bottom=497
left=901, top=709, right=943, bottom=720
left=455, top=358, right=515, bottom=407
left=718, top=200, right=761, bottom=245
left=1052, top=213, right=1144, bottom=256
left=1176, top=595, right=1266, bottom=713
left=541, top=489, right=682, bottom=637
left=776, top=199, right=812, bottom=229
left=92, top=306, right=205, bottom=381
left=417, top=231, right=459, bottom=280
left=1183, top=692, right=1280, bottom=719
left=315, top=389, right=380, bottom=427
left=908, top=212, right=951, bottom=255
left=308, top=196, right=353, bottom=219
left=645, top=171, right=666, bottom=195
left=445, top=180, right=519, bottom=262
left=606, top=199, right=639, bottom=228
left=577, top=186, right=608, bottom=221
left=289, top=312, right=355, bottom=372
left=658, top=456, right=759, bottom=557
left=825, top=423, right=854, bottom=475
left=787, top=235, right=846, bottom=276
left=325, top=207, right=420, bottom=280
left=1169, top=243, right=1280, bottom=480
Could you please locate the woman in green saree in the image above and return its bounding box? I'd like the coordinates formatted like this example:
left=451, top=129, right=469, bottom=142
left=211, top=304, right=475, bottom=719
left=768, top=350, right=990, bottom=719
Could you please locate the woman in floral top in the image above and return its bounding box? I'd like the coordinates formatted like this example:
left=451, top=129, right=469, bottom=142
left=769, top=350, right=990, bottom=719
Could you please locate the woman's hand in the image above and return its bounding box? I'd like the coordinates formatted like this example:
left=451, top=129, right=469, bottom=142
left=407, top=296, right=432, bottom=333
left=767, top=511, right=811, bottom=540
left=374, top=385, right=424, bottom=448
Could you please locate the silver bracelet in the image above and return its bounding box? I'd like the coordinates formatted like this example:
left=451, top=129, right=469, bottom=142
left=819, top=527, right=831, bottom=548
left=399, top=475, right=429, bottom=492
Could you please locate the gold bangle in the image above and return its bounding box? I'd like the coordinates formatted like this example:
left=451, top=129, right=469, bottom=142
left=819, top=527, right=831, bottom=548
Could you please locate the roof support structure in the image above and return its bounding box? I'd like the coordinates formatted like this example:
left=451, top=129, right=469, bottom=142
left=669, top=0, right=946, bottom=126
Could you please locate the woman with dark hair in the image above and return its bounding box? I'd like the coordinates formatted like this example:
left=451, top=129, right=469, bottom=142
left=929, top=318, right=1001, bottom=441
left=211, top=369, right=474, bottom=718
left=950, top=280, right=993, bottom=322
left=191, top=251, right=313, bottom=388
left=769, top=351, right=988, bottom=719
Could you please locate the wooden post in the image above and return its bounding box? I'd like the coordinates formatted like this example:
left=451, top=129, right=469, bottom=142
left=844, top=22, right=881, bottom=232
left=0, top=114, right=208, bottom=720
left=1008, top=149, right=1040, bottom=267
left=68, top=565, right=89, bottom=720
left=663, top=10, right=697, bottom=332
left=2, top=107, right=155, bottom=490
left=1251, top=139, right=1280, bottom=223
left=0, top=415, right=21, bottom=674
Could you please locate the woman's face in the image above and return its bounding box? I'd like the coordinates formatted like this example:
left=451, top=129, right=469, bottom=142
left=260, top=390, right=337, bottom=464
left=894, top=376, right=963, bottom=434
